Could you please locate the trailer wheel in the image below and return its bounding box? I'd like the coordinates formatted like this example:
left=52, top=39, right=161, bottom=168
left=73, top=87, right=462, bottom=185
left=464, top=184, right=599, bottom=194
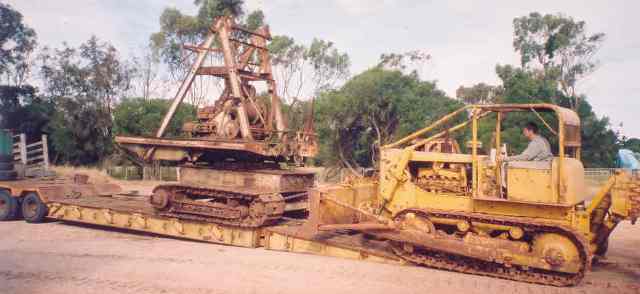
left=21, top=193, right=48, bottom=223
left=0, top=189, right=18, bottom=221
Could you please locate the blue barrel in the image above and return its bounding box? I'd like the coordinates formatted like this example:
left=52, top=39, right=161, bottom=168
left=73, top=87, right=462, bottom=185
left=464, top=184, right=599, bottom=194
left=617, top=149, right=639, bottom=169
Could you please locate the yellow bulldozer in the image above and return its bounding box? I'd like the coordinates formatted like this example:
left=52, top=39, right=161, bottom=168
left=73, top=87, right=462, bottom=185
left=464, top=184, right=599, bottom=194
left=309, top=103, right=640, bottom=286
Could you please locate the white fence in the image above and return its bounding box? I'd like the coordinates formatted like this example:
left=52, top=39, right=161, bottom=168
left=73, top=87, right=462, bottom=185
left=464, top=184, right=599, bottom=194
left=12, top=134, right=50, bottom=177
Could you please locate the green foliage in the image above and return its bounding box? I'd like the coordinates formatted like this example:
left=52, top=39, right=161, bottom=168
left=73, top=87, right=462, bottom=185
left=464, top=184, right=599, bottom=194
left=113, top=98, right=196, bottom=137
left=513, top=12, right=605, bottom=109
left=453, top=12, right=624, bottom=168
left=491, top=12, right=620, bottom=167
left=0, top=85, right=54, bottom=140
left=150, top=0, right=264, bottom=78
left=495, top=64, right=560, bottom=104
left=455, top=82, right=503, bottom=105
left=244, top=10, right=264, bottom=31
left=0, top=3, right=37, bottom=85
left=38, top=36, right=135, bottom=105
left=377, top=50, right=431, bottom=77
left=315, top=67, right=462, bottom=168
left=622, top=138, right=640, bottom=154
left=268, top=35, right=350, bottom=100
left=0, top=4, right=53, bottom=152
left=305, top=39, right=351, bottom=93
left=487, top=64, right=620, bottom=167
left=48, top=96, right=113, bottom=165
left=150, top=8, right=206, bottom=77
left=0, top=85, right=34, bottom=127
left=280, top=98, right=310, bottom=132
left=488, top=64, right=561, bottom=153
left=3, top=3, right=634, bottom=171
left=571, top=99, right=620, bottom=167
left=195, top=0, right=245, bottom=23
left=37, top=37, right=135, bottom=165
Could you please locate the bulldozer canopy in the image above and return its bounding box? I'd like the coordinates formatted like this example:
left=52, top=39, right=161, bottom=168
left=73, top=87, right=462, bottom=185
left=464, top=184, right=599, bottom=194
left=385, top=103, right=581, bottom=150
left=474, top=104, right=581, bottom=148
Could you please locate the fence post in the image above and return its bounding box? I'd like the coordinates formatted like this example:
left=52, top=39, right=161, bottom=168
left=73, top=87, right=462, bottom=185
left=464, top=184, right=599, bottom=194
left=19, top=134, right=27, bottom=165
left=41, top=135, right=50, bottom=171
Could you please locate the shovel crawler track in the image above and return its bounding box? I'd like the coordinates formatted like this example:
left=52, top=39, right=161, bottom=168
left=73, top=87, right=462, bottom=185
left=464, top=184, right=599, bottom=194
left=151, top=184, right=285, bottom=228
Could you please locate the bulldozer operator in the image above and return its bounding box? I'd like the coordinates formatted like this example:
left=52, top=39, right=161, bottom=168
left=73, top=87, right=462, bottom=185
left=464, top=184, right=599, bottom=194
left=504, top=122, right=553, bottom=162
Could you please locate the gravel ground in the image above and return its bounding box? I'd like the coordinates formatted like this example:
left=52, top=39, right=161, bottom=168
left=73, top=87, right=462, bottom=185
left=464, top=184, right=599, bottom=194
left=0, top=218, right=639, bottom=294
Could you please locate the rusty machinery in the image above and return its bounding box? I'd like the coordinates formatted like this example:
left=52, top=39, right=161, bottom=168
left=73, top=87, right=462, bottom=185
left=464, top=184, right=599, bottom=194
left=116, top=16, right=317, bottom=228
left=309, top=103, right=640, bottom=286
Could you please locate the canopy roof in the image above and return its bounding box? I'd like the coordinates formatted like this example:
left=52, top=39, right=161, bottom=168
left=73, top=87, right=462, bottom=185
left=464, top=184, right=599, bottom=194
left=473, top=103, right=580, bottom=126
left=386, top=103, right=581, bottom=149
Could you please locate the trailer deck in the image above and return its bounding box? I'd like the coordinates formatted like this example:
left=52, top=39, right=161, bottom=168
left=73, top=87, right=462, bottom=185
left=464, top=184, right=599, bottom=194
left=40, top=191, right=401, bottom=266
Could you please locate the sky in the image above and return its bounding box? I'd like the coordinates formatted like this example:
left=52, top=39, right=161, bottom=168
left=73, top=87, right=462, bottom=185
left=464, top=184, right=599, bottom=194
left=5, top=0, right=639, bottom=138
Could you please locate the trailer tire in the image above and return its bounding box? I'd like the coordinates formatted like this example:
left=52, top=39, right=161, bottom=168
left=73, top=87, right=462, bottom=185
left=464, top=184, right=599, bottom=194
left=0, top=162, right=14, bottom=171
left=0, top=170, right=17, bottom=181
left=0, top=190, right=19, bottom=221
left=21, top=193, right=48, bottom=223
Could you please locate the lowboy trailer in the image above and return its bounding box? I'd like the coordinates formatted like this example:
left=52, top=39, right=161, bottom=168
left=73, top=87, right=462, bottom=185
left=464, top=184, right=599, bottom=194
left=0, top=176, right=401, bottom=267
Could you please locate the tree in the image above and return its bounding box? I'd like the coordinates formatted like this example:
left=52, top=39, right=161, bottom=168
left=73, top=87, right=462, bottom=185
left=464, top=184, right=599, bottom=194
left=456, top=83, right=503, bottom=105
left=80, top=36, right=136, bottom=109
left=0, top=3, right=37, bottom=86
left=149, top=1, right=267, bottom=107
left=151, top=1, right=349, bottom=109
left=490, top=13, right=618, bottom=167
left=113, top=98, right=196, bottom=137
left=244, top=9, right=264, bottom=31
left=268, top=35, right=307, bottom=101
left=576, top=102, right=620, bottom=167
left=269, top=36, right=351, bottom=104
left=150, top=0, right=261, bottom=80
left=489, top=64, right=620, bottom=168
left=512, top=12, right=605, bottom=110
left=622, top=138, right=640, bottom=154
left=130, top=45, right=168, bottom=100
left=315, top=67, right=462, bottom=170
left=195, top=0, right=245, bottom=24
left=495, top=64, right=560, bottom=104
left=150, top=7, right=208, bottom=80
left=38, top=36, right=135, bottom=110
left=378, top=50, right=431, bottom=78
left=48, top=96, right=114, bottom=165
left=0, top=4, right=53, bottom=145
left=305, top=39, right=351, bottom=94
left=37, top=37, right=135, bottom=165
left=0, top=85, right=54, bottom=140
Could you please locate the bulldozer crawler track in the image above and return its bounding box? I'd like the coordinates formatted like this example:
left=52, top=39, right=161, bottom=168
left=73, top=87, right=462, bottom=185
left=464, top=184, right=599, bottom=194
left=154, top=184, right=285, bottom=228
left=389, top=208, right=590, bottom=287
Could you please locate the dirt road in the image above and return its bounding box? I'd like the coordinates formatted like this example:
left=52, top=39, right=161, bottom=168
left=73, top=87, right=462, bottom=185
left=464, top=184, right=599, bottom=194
left=1, top=218, right=639, bottom=294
